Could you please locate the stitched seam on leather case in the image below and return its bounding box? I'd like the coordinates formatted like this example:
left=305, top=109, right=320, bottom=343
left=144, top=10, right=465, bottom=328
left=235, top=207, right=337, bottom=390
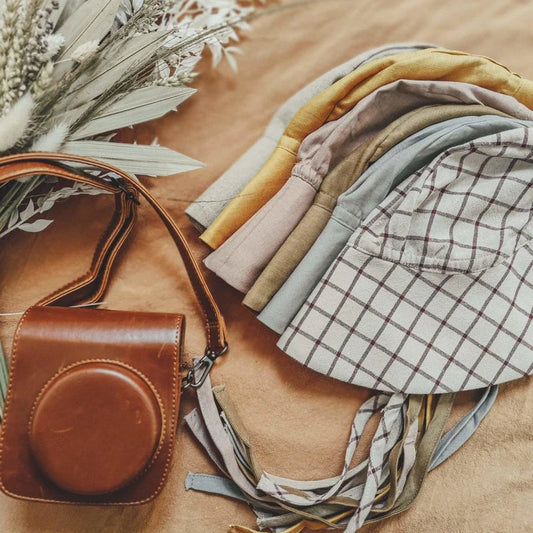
left=154, top=313, right=181, bottom=499
left=0, top=307, right=33, bottom=494
left=26, top=358, right=168, bottom=487
left=206, top=317, right=211, bottom=347
left=0, top=312, right=183, bottom=505
left=126, top=312, right=182, bottom=504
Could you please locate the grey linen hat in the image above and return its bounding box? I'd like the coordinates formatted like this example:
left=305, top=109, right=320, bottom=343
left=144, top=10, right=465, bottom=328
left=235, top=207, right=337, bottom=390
left=279, top=126, right=533, bottom=394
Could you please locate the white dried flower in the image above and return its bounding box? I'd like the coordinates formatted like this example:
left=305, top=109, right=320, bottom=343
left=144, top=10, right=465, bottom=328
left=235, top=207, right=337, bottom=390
left=43, top=34, right=65, bottom=61
left=0, top=93, right=34, bottom=152
left=30, top=122, right=69, bottom=152
left=70, top=40, right=100, bottom=63
left=0, top=0, right=58, bottom=114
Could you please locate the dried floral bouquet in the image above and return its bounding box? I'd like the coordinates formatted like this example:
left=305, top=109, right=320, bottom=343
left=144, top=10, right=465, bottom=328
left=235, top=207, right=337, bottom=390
left=0, top=0, right=256, bottom=238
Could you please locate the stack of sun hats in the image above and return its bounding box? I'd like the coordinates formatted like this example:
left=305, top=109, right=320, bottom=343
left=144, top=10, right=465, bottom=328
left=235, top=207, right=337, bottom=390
left=185, top=43, right=533, bottom=532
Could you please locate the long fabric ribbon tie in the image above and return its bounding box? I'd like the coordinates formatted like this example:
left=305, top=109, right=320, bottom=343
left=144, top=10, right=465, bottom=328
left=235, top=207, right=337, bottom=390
left=257, top=393, right=406, bottom=506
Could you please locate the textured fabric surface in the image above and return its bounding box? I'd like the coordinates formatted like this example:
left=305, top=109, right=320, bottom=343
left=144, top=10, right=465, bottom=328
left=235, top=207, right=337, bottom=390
left=204, top=81, right=532, bottom=294
left=260, top=393, right=408, bottom=532
left=185, top=42, right=435, bottom=231
left=243, top=101, right=522, bottom=311
left=186, top=393, right=425, bottom=527
left=260, top=113, right=533, bottom=334
left=200, top=46, right=533, bottom=250
left=0, top=1, right=532, bottom=531
left=280, top=126, right=533, bottom=393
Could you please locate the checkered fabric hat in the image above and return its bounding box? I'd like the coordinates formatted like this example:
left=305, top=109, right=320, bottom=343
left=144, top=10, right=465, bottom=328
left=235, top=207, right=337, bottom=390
left=279, top=127, right=533, bottom=394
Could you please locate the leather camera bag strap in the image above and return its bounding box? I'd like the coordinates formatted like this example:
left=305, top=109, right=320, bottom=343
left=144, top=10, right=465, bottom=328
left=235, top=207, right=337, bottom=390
left=0, top=152, right=228, bottom=389
left=38, top=186, right=138, bottom=309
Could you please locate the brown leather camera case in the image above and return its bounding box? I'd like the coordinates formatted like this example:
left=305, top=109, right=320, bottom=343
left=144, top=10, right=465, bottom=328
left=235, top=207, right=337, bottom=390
left=1, top=306, right=183, bottom=505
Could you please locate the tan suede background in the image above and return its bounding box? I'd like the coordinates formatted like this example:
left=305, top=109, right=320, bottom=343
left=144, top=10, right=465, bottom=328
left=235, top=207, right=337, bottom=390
left=1, top=1, right=532, bottom=531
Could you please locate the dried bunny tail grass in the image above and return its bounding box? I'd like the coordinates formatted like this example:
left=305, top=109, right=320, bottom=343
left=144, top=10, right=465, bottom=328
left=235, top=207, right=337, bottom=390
left=30, top=122, right=69, bottom=152
left=0, top=92, right=34, bottom=152
left=70, top=40, right=100, bottom=63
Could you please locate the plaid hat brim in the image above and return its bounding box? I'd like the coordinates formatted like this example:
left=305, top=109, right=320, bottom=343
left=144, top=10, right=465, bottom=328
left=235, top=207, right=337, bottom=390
left=280, top=237, right=533, bottom=394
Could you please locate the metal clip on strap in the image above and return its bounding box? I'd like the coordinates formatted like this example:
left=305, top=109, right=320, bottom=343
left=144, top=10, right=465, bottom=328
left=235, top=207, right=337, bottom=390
left=182, top=343, right=229, bottom=390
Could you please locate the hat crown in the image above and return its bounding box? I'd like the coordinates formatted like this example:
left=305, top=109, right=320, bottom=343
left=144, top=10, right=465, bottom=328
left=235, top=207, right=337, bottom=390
left=354, top=127, right=533, bottom=273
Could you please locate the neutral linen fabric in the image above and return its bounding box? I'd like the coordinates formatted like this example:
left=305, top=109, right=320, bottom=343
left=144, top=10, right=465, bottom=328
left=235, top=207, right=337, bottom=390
left=185, top=42, right=436, bottom=232
left=205, top=82, right=533, bottom=294
left=340, top=395, right=408, bottom=532
left=243, top=95, right=533, bottom=311
left=194, top=375, right=412, bottom=515
left=280, top=126, right=533, bottom=394
left=193, top=370, right=271, bottom=502
left=257, top=393, right=407, bottom=507
left=200, top=47, right=533, bottom=249
left=264, top=393, right=455, bottom=532
left=259, top=113, right=533, bottom=334
left=185, top=473, right=250, bottom=504
left=188, top=373, right=419, bottom=529
left=364, top=393, right=455, bottom=528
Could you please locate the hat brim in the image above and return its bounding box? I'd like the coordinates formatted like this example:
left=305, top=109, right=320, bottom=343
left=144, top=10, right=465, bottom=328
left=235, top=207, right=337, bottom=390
left=279, top=242, right=533, bottom=394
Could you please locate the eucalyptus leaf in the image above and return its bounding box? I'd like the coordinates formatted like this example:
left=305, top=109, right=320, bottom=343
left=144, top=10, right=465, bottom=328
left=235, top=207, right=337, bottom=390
left=20, top=199, right=35, bottom=221
left=70, top=86, right=196, bottom=140
left=0, top=0, right=252, bottom=241
left=63, top=141, right=204, bottom=176
left=57, top=0, right=122, bottom=60
left=18, top=219, right=54, bottom=233
left=115, top=9, right=128, bottom=26
left=66, top=30, right=171, bottom=109
left=40, top=198, right=56, bottom=213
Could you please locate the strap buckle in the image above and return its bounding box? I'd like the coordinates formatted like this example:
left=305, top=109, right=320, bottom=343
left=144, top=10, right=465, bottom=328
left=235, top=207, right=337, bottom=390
left=109, top=177, right=141, bottom=205
left=181, top=342, right=229, bottom=391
